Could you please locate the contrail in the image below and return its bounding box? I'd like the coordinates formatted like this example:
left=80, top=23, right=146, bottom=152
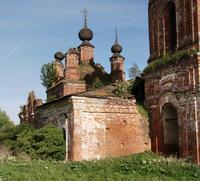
left=0, top=40, right=27, bottom=63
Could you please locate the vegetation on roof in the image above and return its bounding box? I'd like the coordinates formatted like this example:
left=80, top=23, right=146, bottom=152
left=143, top=49, right=197, bottom=74
left=78, top=63, right=112, bottom=89
left=114, top=81, right=133, bottom=99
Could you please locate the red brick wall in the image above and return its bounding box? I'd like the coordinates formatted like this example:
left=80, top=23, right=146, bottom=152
left=64, top=53, right=80, bottom=81
left=144, top=55, right=200, bottom=164
left=71, top=96, right=150, bottom=161
left=148, top=0, right=199, bottom=62
left=110, top=56, right=125, bottom=82
left=36, top=96, right=150, bottom=161
left=46, top=81, right=87, bottom=99
left=79, top=46, right=94, bottom=63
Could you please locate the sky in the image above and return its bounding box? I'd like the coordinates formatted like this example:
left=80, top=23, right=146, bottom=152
left=0, top=0, right=149, bottom=124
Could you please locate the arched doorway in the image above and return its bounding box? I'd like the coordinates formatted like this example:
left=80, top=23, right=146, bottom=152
left=162, top=103, right=179, bottom=156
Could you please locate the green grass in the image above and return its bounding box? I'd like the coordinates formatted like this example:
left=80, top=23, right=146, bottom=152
left=136, top=103, right=149, bottom=119
left=0, top=152, right=200, bottom=181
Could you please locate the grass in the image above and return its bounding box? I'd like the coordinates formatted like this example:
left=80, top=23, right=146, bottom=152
left=136, top=103, right=149, bottom=119
left=143, top=49, right=197, bottom=74
left=0, top=152, right=200, bottom=181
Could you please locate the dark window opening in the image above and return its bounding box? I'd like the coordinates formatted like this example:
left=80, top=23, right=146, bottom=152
left=62, top=128, right=66, bottom=141
left=165, top=2, right=177, bottom=52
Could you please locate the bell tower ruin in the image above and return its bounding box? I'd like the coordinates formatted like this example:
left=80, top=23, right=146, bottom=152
left=110, top=28, right=125, bottom=82
left=144, top=0, right=200, bottom=164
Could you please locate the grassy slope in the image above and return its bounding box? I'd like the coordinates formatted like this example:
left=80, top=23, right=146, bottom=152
left=0, top=152, right=200, bottom=181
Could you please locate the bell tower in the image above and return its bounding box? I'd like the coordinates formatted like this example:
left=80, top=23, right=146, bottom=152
left=110, top=28, right=125, bottom=82
left=144, top=0, right=200, bottom=164
left=148, top=0, right=199, bottom=62
left=78, top=8, right=94, bottom=64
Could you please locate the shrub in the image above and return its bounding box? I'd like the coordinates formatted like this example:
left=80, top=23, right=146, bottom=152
left=91, top=77, right=104, bottom=89
left=114, top=81, right=133, bottom=99
left=143, top=49, right=197, bottom=74
left=31, top=124, right=65, bottom=160
left=0, top=110, right=15, bottom=145
left=3, top=124, right=65, bottom=161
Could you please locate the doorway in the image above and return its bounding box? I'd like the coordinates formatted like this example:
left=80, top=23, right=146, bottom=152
left=162, top=104, right=179, bottom=156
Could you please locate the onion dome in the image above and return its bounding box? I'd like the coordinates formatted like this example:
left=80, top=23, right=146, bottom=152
left=79, top=27, right=93, bottom=41
left=78, top=8, right=93, bottom=41
left=54, top=51, right=64, bottom=61
left=111, top=42, right=122, bottom=54
left=111, top=27, right=122, bottom=54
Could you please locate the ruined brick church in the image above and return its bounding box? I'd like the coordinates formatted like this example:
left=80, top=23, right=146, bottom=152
left=144, top=0, right=200, bottom=164
left=19, top=9, right=150, bottom=161
left=19, top=0, right=200, bottom=164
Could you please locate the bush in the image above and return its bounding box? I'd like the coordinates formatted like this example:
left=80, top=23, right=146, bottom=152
left=91, top=77, right=104, bottom=89
left=114, top=81, right=133, bottom=99
left=0, top=110, right=15, bottom=145
left=143, top=49, right=197, bottom=74
left=3, top=124, right=65, bottom=161
left=31, top=124, right=65, bottom=160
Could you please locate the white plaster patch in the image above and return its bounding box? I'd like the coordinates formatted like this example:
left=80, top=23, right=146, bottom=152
left=160, top=72, right=176, bottom=85
left=81, top=114, right=106, bottom=160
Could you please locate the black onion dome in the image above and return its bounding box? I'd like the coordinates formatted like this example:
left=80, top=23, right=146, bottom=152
left=79, top=27, right=93, bottom=41
left=54, top=51, right=64, bottom=61
left=111, top=42, right=122, bottom=54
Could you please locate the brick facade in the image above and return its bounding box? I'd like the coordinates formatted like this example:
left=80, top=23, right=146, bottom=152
left=144, top=0, right=200, bottom=164
left=36, top=95, right=150, bottom=161
left=19, top=11, right=151, bottom=161
left=148, top=0, right=199, bottom=62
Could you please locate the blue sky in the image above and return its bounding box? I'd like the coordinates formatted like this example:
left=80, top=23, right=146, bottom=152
left=0, top=0, right=149, bottom=124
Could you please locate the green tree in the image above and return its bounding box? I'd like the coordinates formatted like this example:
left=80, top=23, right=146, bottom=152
left=40, top=62, right=58, bottom=89
left=0, top=110, right=14, bottom=130
left=128, top=62, right=142, bottom=80
left=0, top=109, right=15, bottom=144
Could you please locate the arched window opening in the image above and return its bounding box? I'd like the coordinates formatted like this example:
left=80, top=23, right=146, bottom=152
left=62, top=127, right=66, bottom=141
left=162, top=103, right=179, bottom=157
left=165, top=2, right=177, bottom=52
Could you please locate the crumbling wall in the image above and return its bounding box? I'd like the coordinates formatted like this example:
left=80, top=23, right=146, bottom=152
left=71, top=96, right=150, bottom=161
left=144, top=56, right=200, bottom=164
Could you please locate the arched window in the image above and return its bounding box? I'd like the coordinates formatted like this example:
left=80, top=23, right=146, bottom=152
left=165, top=2, right=177, bottom=52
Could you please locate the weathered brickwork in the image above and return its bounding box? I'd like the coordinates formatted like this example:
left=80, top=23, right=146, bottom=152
left=47, top=81, right=87, bottom=99
left=145, top=56, right=200, bottom=163
left=79, top=45, right=94, bottom=64
left=145, top=0, right=200, bottom=164
left=36, top=96, right=150, bottom=161
left=148, top=0, right=199, bottom=62
left=20, top=10, right=151, bottom=162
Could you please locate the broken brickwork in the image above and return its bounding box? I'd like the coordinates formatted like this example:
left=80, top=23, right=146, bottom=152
left=144, top=0, right=200, bottom=164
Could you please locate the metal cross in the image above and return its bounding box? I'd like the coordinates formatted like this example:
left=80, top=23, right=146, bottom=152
left=115, top=26, right=118, bottom=43
left=81, top=8, right=89, bottom=27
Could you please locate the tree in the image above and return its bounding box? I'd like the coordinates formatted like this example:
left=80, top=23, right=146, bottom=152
left=0, top=110, right=14, bottom=131
left=128, top=62, right=142, bottom=80
left=40, top=62, right=58, bottom=89
left=0, top=109, right=15, bottom=144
